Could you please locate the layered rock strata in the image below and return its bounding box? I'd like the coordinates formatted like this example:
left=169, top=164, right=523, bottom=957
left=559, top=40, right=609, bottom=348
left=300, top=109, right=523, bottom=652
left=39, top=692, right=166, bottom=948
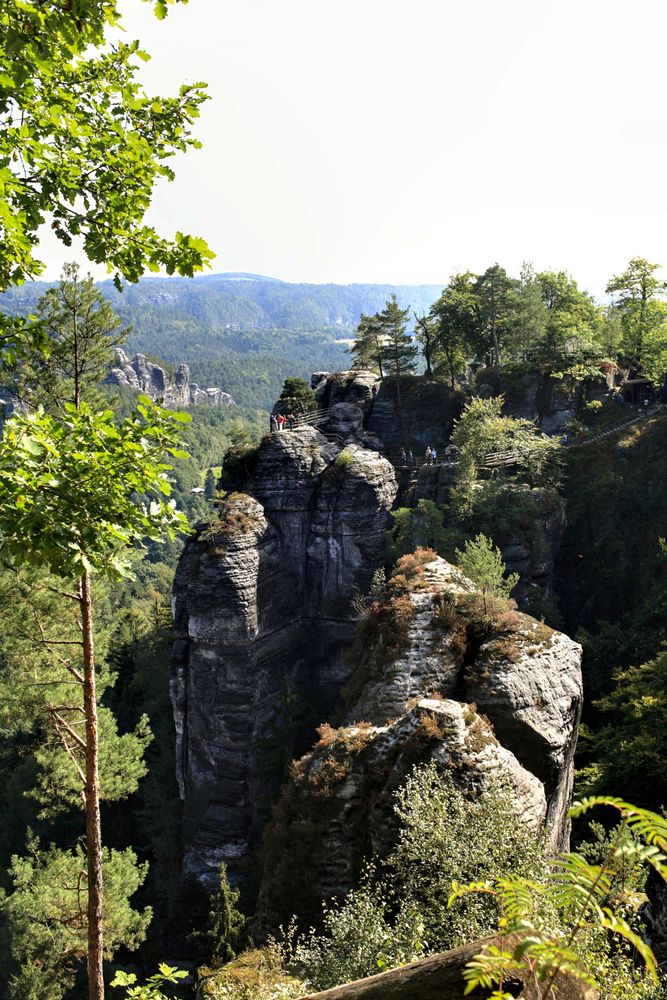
left=171, top=428, right=398, bottom=883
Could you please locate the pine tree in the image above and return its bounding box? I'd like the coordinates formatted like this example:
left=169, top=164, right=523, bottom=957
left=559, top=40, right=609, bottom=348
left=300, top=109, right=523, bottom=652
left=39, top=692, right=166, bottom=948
left=378, top=295, right=417, bottom=378
left=189, top=863, right=248, bottom=966
left=0, top=268, right=190, bottom=999
left=2, top=263, right=129, bottom=415
left=349, top=312, right=386, bottom=376
left=455, top=533, right=519, bottom=614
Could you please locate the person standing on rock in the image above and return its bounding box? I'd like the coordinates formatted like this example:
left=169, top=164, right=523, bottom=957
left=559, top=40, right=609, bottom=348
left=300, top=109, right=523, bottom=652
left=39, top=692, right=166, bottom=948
left=425, top=446, right=432, bottom=465
left=407, top=449, right=414, bottom=467
left=270, top=413, right=278, bottom=433
left=399, top=447, right=407, bottom=466
left=288, top=412, right=295, bottom=430
left=431, top=447, right=438, bottom=464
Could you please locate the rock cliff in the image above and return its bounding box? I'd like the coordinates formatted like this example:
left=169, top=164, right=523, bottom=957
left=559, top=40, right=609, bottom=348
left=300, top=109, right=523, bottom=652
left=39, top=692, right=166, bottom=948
left=106, top=349, right=235, bottom=407
left=171, top=369, right=583, bottom=915
left=171, top=428, right=398, bottom=884
left=312, top=370, right=464, bottom=452
left=257, top=552, right=582, bottom=929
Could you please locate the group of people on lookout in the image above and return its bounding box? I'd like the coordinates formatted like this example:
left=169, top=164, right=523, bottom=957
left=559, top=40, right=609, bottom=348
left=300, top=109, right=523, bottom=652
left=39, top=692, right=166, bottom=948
left=398, top=444, right=459, bottom=467
left=271, top=413, right=296, bottom=432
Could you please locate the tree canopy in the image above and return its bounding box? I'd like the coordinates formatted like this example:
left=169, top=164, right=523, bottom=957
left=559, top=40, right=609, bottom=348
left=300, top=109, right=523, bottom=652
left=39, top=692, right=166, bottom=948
left=0, top=0, right=212, bottom=292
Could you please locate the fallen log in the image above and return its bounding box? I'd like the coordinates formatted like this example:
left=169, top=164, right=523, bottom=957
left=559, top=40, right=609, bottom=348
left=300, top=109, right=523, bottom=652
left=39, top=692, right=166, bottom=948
left=302, top=934, right=598, bottom=1000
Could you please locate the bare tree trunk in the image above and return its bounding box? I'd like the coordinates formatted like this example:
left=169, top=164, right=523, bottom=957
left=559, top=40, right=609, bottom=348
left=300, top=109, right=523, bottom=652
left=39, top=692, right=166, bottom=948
left=80, top=569, right=105, bottom=1000
left=301, top=934, right=598, bottom=1000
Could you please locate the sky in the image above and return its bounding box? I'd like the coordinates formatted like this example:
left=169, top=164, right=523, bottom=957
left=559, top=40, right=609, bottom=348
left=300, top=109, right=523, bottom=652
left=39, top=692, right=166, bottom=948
left=38, top=0, right=667, bottom=295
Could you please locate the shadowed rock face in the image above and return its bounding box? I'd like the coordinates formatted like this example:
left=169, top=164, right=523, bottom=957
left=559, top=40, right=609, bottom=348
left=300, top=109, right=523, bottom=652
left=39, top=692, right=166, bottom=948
left=171, top=428, right=398, bottom=884
left=105, top=349, right=235, bottom=407
left=312, top=370, right=464, bottom=452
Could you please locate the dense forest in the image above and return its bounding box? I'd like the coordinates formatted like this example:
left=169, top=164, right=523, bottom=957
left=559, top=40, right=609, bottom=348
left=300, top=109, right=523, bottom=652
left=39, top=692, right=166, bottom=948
left=0, top=275, right=442, bottom=409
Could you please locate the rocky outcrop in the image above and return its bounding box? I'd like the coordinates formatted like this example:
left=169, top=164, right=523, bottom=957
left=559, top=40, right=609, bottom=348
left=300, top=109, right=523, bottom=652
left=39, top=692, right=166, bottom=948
left=106, top=349, right=235, bottom=407
left=257, top=554, right=582, bottom=927
left=171, top=428, right=398, bottom=884
left=312, top=370, right=464, bottom=453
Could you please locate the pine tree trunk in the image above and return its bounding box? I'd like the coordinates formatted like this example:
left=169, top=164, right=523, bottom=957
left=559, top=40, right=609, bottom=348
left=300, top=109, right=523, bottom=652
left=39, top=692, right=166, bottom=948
left=80, top=569, right=105, bottom=1000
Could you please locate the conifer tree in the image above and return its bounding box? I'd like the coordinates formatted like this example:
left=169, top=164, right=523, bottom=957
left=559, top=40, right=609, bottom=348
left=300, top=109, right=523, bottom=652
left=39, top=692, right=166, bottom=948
left=473, top=264, right=516, bottom=370
left=349, top=312, right=386, bottom=376
left=189, top=864, right=248, bottom=967
left=4, top=263, right=129, bottom=414
left=0, top=270, right=190, bottom=999
left=378, top=295, right=417, bottom=379
left=455, top=533, right=519, bottom=614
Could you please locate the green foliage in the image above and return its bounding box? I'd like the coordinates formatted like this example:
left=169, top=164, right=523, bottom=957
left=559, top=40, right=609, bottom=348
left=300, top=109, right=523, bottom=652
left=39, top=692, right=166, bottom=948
left=190, top=864, right=249, bottom=967
left=334, top=449, right=355, bottom=473
left=428, top=273, right=478, bottom=386
left=2, top=263, right=129, bottom=415
left=1, top=841, right=151, bottom=999
left=386, top=500, right=460, bottom=563
left=449, top=395, right=561, bottom=519
left=33, top=705, right=152, bottom=819
left=456, top=534, right=519, bottom=611
left=0, top=398, right=189, bottom=579
left=348, top=295, right=416, bottom=379
left=473, top=264, right=517, bottom=368
left=606, top=257, right=667, bottom=373
left=591, top=650, right=667, bottom=808
left=197, top=947, right=305, bottom=1000
left=291, top=883, right=425, bottom=991
left=377, top=295, right=417, bottom=378
left=291, top=763, right=545, bottom=991
left=112, top=965, right=188, bottom=1000
left=349, top=311, right=385, bottom=375
left=450, top=796, right=667, bottom=1000
left=0, top=0, right=212, bottom=291
left=275, top=377, right=317, bottom=417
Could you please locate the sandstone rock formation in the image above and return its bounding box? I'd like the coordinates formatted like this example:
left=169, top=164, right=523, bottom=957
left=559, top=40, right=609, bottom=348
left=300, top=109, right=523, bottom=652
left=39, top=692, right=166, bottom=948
left=257, top=553, right=582, bottom=928
left=312, top=370, right=464, bottom=451
left=105, top=349, right=235, bottom=407
left=171, top=428, right=398, bottom=884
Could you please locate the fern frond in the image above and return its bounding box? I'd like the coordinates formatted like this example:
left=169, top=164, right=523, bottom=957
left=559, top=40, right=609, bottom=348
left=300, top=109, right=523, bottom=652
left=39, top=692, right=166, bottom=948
left=599, top=908, right=658, bottom=982
left=547, top=853, right=611, bottom=917
left=571, top=797, right=667, bottom=856
left=461, top=944, right=518, bottom=992
left=448, top=879, right=496, bottom=908
left=493, top=875, right=545, bottom=924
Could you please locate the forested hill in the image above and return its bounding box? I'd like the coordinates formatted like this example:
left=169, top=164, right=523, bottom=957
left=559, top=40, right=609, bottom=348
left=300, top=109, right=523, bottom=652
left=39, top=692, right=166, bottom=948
left=0, top=274, right=443, bottom=409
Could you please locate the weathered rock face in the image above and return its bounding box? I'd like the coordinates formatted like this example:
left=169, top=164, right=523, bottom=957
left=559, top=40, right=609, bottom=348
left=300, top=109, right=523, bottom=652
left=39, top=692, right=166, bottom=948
left=106, top=349, right=235, bottom=407
left=257, top=555, right=582, bottom=928
left=312, top=370, right=464, bottom=453
left=171, top=428, right=398, bottom=884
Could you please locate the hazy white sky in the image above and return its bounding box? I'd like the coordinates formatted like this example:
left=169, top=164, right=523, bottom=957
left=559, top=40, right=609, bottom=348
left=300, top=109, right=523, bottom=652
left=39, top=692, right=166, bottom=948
left=39, top=0, right=667, bottom=294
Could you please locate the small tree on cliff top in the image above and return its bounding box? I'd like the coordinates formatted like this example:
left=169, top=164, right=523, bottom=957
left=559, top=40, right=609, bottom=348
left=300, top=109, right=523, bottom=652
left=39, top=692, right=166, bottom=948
left=455, top=533, right=519, bottom=614
left=276, top=377, right=317, bottom=417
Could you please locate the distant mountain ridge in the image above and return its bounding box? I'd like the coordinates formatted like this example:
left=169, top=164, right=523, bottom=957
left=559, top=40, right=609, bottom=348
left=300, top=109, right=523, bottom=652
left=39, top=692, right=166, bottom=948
left=0, top=274, right=444, bottom=330
left=0, top=275, right=445, bottom=409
